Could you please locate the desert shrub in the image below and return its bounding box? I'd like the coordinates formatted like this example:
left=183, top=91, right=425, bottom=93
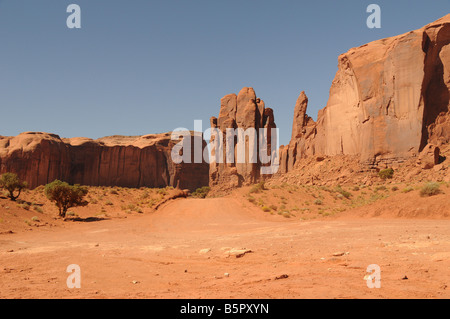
left=352, top=186, right=360, bottom=191
left=314, top=199, right=323, bottom=205
left=191, top=186, right=211, bottom=198
left=249, top=181, right=266, bottom=194
left=420, top=182, right=442, bottom=197
left=31, top=216, right=39, bottom=222
left=269, top=204, right=278, bottom=211
left=375, top=185, right=387, bottom=192
left=261, top=206, right=271, bottom=212
left=282, top=212, right=291, bottom=218
left=391, top=186, right=399, bottom=191
left=335, top=186, right=352, bottom=199
left=33, top=205, right=44, bottom=213
left=247, top=196, right=256, bottom=204
left=140, top=190, right=150, bottom=199
left=110, top=189, right=119, bottom=195
left=157, top=188, right=167, bottom=196
left=402, top=186, right=414, bottom=193
left=378, top=168, right=394, bottom=180
left=19, top=203, right=30, bottom=210
left=44, top=180, right=88, bottom=218
left=0, top=173, right=27, bottom=201
left=105, top=200, right=114, bottom=206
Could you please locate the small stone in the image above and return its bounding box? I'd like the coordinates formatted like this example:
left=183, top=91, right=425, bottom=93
left=332, top=252, right=346, bottom=257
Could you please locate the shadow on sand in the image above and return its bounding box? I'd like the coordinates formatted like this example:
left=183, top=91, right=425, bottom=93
left=67, top=216, right=109, bottom=223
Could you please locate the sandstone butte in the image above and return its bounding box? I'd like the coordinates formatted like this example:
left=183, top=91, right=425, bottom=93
left=280, top=14, right=450, bottom=173
left=209, top=87, right=277, bottom=189
left=0, top=132, right=209, bottom=191
left=1, top=14, right=449, bottom=191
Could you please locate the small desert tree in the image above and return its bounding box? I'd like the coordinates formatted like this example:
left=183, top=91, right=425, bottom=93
left=0, top=172, right=27, bottom=201
left=44, top=180, right=88, bottom=218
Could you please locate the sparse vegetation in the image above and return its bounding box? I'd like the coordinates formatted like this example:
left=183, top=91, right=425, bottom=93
left=249, top=181, right=266, bottom=194
left=378, top=168, right=394, bottom=180
left=402, top=186, right=414, bottom=193
left=18, top=203, right=30, bottom=210
left=44, top=180, right=88, bottom=218
left=191, top=186, right=211, bottom=198
left=420, top=182, right=442, bottom=197
left=247, top=195, right=256, bottom=204
left=31, top=204, right=43, bottom=213
left=0, top=173, right=28, bottom=201
left=335, top=185, right=352, bottom=199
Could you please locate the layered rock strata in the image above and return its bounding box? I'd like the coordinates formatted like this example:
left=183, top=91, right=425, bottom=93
left=0, top=132, right=209, bottom=190
left=280, top=14, right=450, bottom=172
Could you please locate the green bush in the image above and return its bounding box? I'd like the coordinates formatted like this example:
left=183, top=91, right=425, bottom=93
left=402, top=186, right=414, bottom=193
left=249, top=181, right=266, bottom=194
left=44, top=180, right=88, bottom=218
left=378, top=168, right=394, bottom=180
left=191, top=186, right=211, bottom=198
left=420, top=182, right=442, bottom=197
left=335, top=185, right=352, bottom=199
left=0, top=173, right=27, bottom=201
left=314, top=199, right=323, bottom=205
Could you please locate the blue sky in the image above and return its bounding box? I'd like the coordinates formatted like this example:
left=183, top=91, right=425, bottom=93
left=0, top=0, right=448, bottom=145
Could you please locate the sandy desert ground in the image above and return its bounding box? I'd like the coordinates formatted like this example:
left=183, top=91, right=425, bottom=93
left=0, top=183, right=449, bottom=299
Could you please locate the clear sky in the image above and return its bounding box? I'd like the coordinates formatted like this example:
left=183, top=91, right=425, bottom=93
left=0, top=0, right=448, bottom=145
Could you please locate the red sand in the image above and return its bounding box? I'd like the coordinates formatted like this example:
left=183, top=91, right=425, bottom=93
left=1, top=193, right=449, bottom=299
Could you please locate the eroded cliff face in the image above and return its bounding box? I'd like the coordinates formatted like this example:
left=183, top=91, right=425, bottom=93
left=0, top=132, right=209, bottom=190
left=281, top=14, right=450, bottom=172
left=209, top=87, right=277, bottom=190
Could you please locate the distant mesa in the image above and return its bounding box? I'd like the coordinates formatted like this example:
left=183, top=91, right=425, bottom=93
left=0, top=131, right=209, bottom=191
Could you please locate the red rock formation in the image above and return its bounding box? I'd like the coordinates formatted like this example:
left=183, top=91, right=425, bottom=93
left=209, top=87, right=277, bottom=189
left=281, top=14, right=450, bottom=172
left=0, top=132, right=209, bottom=191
